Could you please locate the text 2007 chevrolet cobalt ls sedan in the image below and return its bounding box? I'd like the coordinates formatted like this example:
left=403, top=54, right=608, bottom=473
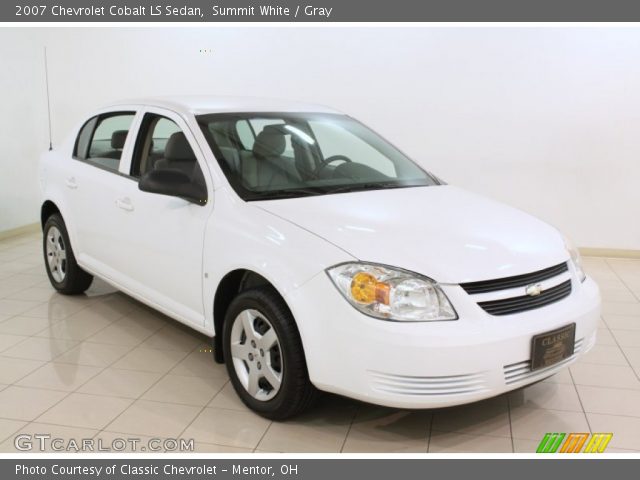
left=39, top=96, right=600, bottom=419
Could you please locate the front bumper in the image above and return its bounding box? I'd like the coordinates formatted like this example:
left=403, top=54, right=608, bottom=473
left=285, top=273, right=600, bottom=409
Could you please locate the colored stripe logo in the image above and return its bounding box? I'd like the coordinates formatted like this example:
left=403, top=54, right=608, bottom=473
left=584, top=433, right=614, bottom=453
left=536, top=433, right=613, bottom=453
left=537, top=433, right=565, bottom=453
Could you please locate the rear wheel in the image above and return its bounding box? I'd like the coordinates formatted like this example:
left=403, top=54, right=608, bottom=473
left=222, top=287, right=317, bottom=420
left=43, top=214, right=93, bottom=295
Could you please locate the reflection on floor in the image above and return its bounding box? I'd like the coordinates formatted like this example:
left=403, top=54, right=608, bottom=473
left=1, top=232, right=639, bottom=453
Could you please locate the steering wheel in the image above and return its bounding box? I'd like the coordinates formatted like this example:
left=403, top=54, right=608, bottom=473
left=313, top=155, right=353, bottom=176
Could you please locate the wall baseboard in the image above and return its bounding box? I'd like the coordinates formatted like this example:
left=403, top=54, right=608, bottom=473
left=580, top=247, right=640, bottom=259
left=0, top=223, right=40, bottom=241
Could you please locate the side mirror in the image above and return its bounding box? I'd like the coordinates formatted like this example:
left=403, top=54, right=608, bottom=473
left=138, top=169, right=207, bottom=205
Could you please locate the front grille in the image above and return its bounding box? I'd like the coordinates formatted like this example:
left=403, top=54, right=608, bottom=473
left=477, top=279, right=572, bottom=316
left=460, top=262, right=568, bottom=295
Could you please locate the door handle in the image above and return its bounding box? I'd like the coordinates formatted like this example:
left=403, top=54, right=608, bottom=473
left=65, top=177, right=78, bottom=189
left=115, top=197, right=134, bottom=212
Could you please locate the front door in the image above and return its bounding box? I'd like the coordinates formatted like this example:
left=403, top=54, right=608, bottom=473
left=114, top=108, right=212, bottom=326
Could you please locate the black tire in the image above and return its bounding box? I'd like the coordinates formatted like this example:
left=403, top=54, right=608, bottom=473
left=222, top=287, right=317, bottom=420
left=43, top=214, right=93, bottom=295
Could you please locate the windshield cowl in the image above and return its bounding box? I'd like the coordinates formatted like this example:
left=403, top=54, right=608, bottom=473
left=244, top=182, right=436, bottom=201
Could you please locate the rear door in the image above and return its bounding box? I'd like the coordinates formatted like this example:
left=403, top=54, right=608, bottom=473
left=66, top=110, right=139, bottom=272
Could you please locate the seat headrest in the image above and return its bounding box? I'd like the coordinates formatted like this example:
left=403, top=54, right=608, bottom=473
left=111, top=130, right=128, bottom=150
left=253, top=125, right=286, bottom=158
left=165, top=132, right=195, bottom=161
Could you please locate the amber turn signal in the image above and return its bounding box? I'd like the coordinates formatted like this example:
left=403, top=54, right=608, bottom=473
left=350, top=272, right=390, bottom=305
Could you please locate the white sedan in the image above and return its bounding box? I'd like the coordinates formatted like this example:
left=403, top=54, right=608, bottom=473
left=39, top=96, right=600, bottom=419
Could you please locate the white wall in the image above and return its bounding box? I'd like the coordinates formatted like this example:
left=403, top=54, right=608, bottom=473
left=1, top=27, right=639, bottom=249
left=0, top=29, right=49, bottom=233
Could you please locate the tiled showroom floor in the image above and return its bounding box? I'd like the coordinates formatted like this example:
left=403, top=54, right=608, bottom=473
left=1, top=232, right=640, bottom=453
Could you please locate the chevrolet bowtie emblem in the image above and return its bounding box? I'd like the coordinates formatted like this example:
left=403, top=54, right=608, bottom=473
left=525, top=283, right=543, bottom=296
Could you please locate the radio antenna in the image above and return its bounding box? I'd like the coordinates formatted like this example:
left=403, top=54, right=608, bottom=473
left=44, top=47, right=53, bottom=151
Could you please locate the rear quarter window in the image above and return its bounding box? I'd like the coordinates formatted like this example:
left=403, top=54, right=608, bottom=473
left=73, top=117, right=97, bottom=160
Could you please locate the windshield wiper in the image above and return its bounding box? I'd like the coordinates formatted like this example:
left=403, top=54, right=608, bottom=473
left=327, top=182, right=424, bottom=194
left=248, top=183, right=427, bottom=200
left=247, top=187, right=325, bottom=200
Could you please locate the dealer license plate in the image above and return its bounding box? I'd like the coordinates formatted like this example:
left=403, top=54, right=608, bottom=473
left=531, top=323, right=576, bottom=371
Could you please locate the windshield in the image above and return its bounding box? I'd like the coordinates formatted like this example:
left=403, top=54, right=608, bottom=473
left=196, top=112, right=439, bottom=201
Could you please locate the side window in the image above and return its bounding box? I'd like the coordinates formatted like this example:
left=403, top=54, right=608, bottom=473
left=74, top=112, right=135, bottom=172
left=87, top=114, right=135, bottom=169
left=131, top=113, right=206, bottom=188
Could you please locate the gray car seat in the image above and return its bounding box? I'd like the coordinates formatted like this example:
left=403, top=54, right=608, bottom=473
left=240, top=126, right=300, bottom=189
left=97, top=130, right=128, bottom=160
left=155, top=132, right=205, bottom=187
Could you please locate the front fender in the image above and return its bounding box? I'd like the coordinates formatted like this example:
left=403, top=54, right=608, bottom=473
left=202, top=186, right=354, bottom=338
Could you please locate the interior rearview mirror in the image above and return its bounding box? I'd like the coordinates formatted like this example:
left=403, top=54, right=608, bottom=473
left=138, top=169, right=207, bottom=205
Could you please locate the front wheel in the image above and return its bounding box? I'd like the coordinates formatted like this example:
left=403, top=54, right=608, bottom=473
left=222, top=287, right=317, bottom=420
left=43, top=214, right=93, bottom=295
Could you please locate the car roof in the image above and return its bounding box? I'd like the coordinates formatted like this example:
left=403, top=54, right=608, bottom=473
left=104, top=95, right=341, bottom=116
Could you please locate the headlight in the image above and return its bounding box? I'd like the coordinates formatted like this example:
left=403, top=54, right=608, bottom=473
left=564, top=237, right=586, bottom=282
left=326, top=263, right=457, bottom=321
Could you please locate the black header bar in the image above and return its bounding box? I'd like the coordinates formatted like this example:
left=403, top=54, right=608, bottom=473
left=5, top=0, right=640, bottom=22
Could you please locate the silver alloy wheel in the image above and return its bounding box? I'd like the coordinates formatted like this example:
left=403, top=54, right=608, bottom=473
left=45, top=226, right=67, bottom=283
left=230, top=309, right=283, bottom=401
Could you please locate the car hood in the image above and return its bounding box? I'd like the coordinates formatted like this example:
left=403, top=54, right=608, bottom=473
left=254, top=185, right=568, bottom=284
